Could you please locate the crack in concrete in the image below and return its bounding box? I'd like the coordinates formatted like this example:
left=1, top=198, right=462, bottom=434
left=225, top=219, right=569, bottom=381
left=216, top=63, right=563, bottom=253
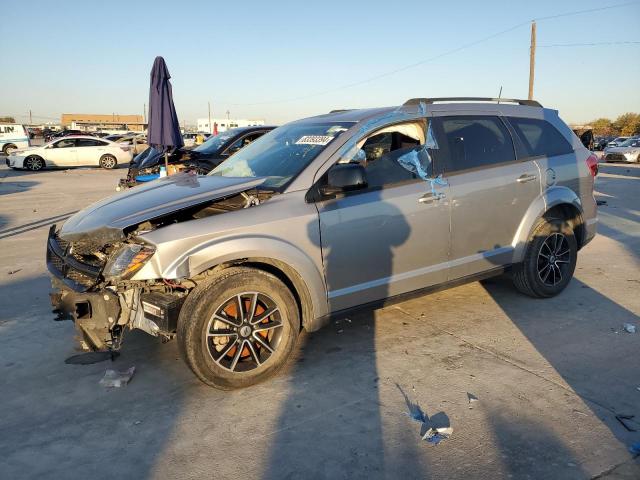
left=393, top=305, right=622, bottom=417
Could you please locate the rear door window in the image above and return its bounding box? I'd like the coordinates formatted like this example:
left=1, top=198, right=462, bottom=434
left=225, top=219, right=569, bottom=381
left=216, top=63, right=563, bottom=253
left=507, top=117, right=573, bottom=157
left=431, top=116, right=515, bottom=174
left=76, top=139, right=106, bottom=147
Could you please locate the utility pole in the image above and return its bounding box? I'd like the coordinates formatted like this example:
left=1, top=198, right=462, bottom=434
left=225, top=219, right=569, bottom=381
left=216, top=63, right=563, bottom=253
left=143, top=103, right=146, bottom=123
left=208, top=101, right=212, bottom=134
left=528, top=21, right=536, bottom=101
left=29, top=110, right=32, bottom=124
left=226, top=110, right=230, bottom=121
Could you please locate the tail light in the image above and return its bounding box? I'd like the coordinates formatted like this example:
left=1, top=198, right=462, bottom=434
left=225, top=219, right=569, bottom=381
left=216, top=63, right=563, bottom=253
left=585, top=153, right=598, bottom=177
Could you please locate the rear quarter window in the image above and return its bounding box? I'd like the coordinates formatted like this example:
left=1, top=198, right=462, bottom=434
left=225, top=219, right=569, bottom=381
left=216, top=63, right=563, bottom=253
left=507, top=117, right=574, bottom=158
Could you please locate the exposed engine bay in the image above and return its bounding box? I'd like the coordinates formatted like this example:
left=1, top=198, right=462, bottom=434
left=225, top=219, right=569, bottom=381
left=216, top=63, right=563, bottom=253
left=48, top=185, right=275, bottom=352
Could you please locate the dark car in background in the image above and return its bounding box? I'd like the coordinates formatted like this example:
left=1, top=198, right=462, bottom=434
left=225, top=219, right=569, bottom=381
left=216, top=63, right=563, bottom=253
left=117, top=126, right=276, bottom=190
left=44, top=129, right=86, bottom=142
left=593, top=136, right=612, bottom=151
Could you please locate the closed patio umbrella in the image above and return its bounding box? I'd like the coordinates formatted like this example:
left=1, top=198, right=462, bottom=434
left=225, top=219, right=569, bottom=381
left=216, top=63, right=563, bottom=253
left=147, top=56, right=184, bottom=173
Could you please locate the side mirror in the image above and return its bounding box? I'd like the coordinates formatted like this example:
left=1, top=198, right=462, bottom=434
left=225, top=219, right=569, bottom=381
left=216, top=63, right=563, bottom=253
left=321, top=163, right=367, bottom=196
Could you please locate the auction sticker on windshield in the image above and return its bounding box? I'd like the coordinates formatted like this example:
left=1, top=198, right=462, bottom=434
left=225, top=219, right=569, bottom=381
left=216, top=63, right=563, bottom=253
left=296, top=135, right=334, bottom=146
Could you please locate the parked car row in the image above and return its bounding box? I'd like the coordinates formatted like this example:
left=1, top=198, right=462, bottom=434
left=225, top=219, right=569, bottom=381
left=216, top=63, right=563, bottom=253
left=117, top=126, right=274, bottom=189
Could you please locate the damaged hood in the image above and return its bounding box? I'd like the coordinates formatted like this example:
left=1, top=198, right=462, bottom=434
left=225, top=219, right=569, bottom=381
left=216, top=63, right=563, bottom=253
left=60, top=173, right=266, bottom=243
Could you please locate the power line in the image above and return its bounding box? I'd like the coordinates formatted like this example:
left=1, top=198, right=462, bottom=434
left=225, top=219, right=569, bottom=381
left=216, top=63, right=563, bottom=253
left=533, top=0, right=640, bottom=21
left=538, top=40, right=640, bottom=47
left=227, top=0, right=640, bottom=106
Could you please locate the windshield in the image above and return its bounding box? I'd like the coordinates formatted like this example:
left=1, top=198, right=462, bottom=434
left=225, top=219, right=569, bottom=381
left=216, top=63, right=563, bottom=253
left=193, top=129, right=241, bottom=154
left=209, top=122, right=353, bottom=188
left=618, top=138, right=639, bottom=147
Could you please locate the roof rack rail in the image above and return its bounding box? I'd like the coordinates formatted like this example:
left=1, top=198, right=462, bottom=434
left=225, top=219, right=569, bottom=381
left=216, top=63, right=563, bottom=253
left=403, top=97, right=543, bottom=107
left=328, top=109, right=352, bottom=113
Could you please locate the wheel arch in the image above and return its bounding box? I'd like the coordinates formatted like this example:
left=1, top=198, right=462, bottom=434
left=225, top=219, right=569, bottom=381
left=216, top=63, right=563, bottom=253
left=512, top=186, right=585, bottom=263
left=206, top=258, right=317, bottom=332
left=2, top=143, right=17, bottom=154
left=135, top=236, right=329, bottom=331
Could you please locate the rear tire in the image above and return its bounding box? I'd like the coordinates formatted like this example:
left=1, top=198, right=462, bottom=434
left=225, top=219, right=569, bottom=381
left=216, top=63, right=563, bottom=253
left=513, top=216, right=577, bottom=298
left=177, top=267, right=300, bottom=389
left=2, top=144, right=17, bottom=155
left=99, top=154, right=117, bottom=169
left=25, top=155, right=44, bottom=171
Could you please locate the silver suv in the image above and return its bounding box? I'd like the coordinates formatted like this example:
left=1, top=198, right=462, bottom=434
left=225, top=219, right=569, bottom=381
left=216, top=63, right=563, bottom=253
left=47, top=97, right=598, bottom=389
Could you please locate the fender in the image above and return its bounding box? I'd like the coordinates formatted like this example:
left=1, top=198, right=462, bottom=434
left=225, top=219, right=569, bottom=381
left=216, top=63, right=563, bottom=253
left=511, top=185, right=582, bottom=263
left=137, top=233, right=329, bottom=323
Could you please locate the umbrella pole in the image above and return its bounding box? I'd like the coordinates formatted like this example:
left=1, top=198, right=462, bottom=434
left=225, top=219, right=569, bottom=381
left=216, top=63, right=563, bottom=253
left=164, top=152, right=169, bottom=175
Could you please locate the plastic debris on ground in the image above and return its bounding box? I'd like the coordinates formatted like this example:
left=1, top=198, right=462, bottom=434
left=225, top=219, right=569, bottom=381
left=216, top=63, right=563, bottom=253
left=630, top=442, right=640, bottom=456
left=623, top=323, right=637, bottom=333
left=397, top=383, right=452, bottom=445
left=422, top=427, right=454, bottom=445
left=99, top=366, right=136, bottom=388
left=467, top=392, right=479, bottom=404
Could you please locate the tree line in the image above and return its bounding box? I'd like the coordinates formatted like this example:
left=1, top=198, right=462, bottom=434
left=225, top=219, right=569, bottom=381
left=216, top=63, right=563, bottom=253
left=589, top=113, right=640, bottom=137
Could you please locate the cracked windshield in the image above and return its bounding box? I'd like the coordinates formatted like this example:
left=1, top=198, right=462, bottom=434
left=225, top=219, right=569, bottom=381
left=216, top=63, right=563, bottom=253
left=210, top=122, right=353, bottom=188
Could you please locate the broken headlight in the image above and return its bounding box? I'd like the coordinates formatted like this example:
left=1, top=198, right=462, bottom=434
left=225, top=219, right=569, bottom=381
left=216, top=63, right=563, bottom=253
left=104, top=244, right=155, bottom=280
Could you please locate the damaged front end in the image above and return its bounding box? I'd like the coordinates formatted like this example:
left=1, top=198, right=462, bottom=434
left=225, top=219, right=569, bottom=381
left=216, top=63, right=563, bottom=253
left=46, top=173, right=275, bottom=353
left=47, top=225, right=187, bottom=351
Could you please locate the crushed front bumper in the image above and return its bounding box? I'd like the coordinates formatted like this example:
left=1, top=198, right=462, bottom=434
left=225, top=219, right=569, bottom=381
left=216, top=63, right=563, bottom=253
left=50, top=280, right=121, bottom=350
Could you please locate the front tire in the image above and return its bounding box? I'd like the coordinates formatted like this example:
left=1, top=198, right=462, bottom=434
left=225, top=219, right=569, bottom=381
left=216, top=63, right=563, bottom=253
left=177, top=267, right=300, bottom=389
left=513, top=216, right=577, bottom=298
left=99, top=154, right=117, bottom=169
left=25, top=155, right=44, bottom=171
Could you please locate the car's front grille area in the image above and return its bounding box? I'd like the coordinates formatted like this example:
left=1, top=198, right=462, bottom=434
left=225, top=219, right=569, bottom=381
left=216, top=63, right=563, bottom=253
left=605, top=154, right=626, bottom=162
left=47, top=226, right=105, bottom=292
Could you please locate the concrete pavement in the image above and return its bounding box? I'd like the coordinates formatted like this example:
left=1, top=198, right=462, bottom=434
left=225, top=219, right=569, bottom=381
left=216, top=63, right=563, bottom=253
left=0, top=162, right=638, bottom=479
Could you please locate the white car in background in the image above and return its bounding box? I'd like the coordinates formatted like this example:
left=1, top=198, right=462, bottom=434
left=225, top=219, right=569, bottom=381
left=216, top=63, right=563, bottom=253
left=6, top=136, right=132, bottom=171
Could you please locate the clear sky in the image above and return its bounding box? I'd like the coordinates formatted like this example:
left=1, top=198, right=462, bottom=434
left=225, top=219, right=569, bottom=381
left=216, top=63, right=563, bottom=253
left=1, top=0, right=639, bottom=126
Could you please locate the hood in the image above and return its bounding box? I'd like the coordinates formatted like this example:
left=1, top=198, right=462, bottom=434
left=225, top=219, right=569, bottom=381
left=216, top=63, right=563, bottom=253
left=59, top=173, right=265, bottom=243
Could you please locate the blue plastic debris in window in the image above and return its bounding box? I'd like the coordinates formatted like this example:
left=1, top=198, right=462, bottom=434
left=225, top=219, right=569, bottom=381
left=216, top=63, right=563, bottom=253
left=396, top=122, right=447, bottom=195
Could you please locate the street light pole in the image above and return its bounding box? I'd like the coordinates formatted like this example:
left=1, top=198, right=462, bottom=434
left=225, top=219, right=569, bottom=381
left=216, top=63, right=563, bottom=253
left=208, top=101, right=212, bottom=134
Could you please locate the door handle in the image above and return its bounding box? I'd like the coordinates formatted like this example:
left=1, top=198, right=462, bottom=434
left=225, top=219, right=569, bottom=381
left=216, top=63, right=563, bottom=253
left=517, top=174, right=537, bottom=183
left=418, top=192, right=446, bottom=204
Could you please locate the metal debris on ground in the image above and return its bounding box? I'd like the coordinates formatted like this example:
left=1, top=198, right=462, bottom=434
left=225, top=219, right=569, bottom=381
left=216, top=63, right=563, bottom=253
left=422, top=427, right=454, bottom=445
left=99, top=366, right=136, bottom=388
left=7, top=269, right=21, bottom=275
left=623, top=323, right=637, bottom=333
left=467, top=392, right=479, bottom=404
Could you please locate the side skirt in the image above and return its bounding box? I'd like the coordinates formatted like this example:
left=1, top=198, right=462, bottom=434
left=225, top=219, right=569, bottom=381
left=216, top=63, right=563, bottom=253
left=306, top=266, right=510, bottom=332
